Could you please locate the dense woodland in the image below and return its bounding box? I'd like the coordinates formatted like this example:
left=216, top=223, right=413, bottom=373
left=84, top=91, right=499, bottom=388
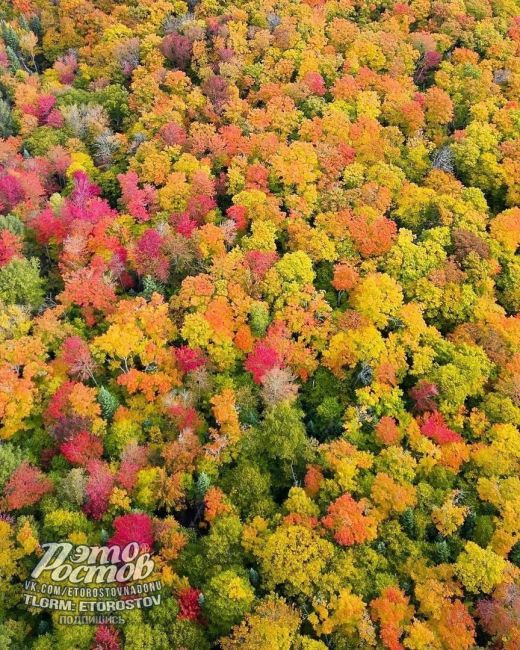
left=0, top=0, right=519, bottom=647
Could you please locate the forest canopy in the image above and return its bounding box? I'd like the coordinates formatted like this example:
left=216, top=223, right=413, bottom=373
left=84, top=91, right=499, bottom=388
left=0, top=0, right=519, bottom=647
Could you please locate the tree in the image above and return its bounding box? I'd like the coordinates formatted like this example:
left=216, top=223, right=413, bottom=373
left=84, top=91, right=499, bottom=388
left=0, top=257, right=44, bottom=307
left=455, top=542, right=507, bottom=594
left=322, top=494, right=378, bottom=547
left=108, top=513, right=154, bottom=550
left=350, top=273, right=404, bottom=329
left=2, top=462, right=53, bottom=510
left=256, top=524, right=335, bottom=597
left=370, top=587, right=414, bottom=650
left=220, top=596, right=301, bottom=650
left=203, top=570, right=255, bottom=637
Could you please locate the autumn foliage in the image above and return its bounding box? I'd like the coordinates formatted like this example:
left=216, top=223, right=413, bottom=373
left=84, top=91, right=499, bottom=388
left=0, top=0, right=519, bottom=647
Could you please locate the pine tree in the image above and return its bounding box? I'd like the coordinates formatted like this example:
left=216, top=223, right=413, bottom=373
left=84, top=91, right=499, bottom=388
left=195, top=472, right=211, bottom=499
left=98, top=386, right=119, bottom=420
left=142, top=275, right=165, bottom=299
left=510, top=541, right=520, bottom=568
left=401, top=508, right=416, bottom=539
left=0, top=99, right=16, bottom=138
left=433, top=540, right=451, bottom=564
